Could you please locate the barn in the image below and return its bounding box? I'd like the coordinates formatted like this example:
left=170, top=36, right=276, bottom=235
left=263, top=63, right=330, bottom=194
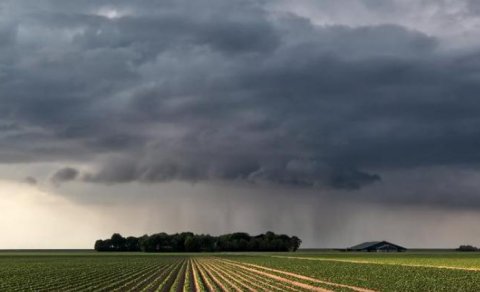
left=348, top=241, right=407, bottom=252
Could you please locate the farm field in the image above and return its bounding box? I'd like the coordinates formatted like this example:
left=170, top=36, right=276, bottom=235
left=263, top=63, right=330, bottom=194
left=274, top=250, right=480, bottom=269
left=1, top=251, right=480, bottom=291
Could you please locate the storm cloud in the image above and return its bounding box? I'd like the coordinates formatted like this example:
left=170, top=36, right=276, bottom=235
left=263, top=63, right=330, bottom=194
left=51, top=167, right=79, bottom=185
left=2, top=0, right=480, bottom=205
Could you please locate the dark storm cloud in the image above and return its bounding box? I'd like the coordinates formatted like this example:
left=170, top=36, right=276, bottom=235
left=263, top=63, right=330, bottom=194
left=51, top=167, right=79, bottom=185
left=2, top=0, right=480, bottom=198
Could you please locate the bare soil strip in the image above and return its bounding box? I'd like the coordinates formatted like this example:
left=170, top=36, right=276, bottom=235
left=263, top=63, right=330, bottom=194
left=273, top=255, right=480, bottom=272
left=198, top=263, right=231, bottom=291
left=192, top=258, right=219, bottom=291
left=216, top=265, right=274, bottom=291
left=220, top=258, right=377, bottom=292
left=198, top=259, right=241, bottom=291
left=216, top=259, right=333, bottom=292
left=212, top=259, right=303, bottom=292
left=203, top=260, right=256, bottom=291
left=190, top=259, right=206, bottom=292
left=184, top=259, right=195, bottom=292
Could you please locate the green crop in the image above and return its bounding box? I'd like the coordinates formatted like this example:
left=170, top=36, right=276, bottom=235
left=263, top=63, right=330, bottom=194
left=1, top=251, right=480, bottom=291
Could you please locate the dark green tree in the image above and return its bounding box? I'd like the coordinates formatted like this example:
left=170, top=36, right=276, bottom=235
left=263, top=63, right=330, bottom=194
left=95, top=231, right=302, bottom=252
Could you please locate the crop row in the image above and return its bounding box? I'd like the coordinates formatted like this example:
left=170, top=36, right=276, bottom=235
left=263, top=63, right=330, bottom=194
left=6, top=253, right=477, bottom=291
left=0, top=255, right=182, bottom=291
left=0, top=254, right=370, bottom=291
left=226, top=255, right=480, bottom=292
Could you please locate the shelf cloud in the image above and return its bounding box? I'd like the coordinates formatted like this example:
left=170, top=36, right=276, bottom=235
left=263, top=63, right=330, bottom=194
left=2, top=0, right=480, bottom=247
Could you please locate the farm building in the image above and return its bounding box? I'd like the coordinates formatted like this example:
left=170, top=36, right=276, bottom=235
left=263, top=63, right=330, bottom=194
left=348, top=241, right=407, bottom=252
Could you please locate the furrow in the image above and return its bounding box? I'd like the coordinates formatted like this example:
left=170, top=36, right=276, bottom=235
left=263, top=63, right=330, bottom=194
left=143, top=260, right=182, bottom=292
left=212, top=259, right=303, bottom=292
left=20, top=262, right=146, bottom=292
left=203, top=261, right=257, bottom=291
left=191, top=258, right=208, bottom=292
left=128, top=263, right=172, bottom=291
left=183, top=259, right=195, bottom=292
left=195, top=258, right=228, bottom=291
left=95, top=261, right=162, bottom=292
left=112, top=263, right=165, bottom=292
left=215, top=258, right=333, bottom=292
left=220, top=258, right=376, bottom=292
left=157, top=259, right=184, bottom=292
left=172, top=258, right=188, bottom=292
left=202, top=259, right=246, bottom=291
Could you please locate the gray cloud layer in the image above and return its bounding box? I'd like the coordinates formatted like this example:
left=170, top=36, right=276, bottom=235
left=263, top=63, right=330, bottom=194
left=2, top=1, right=480, bottom=203
left=51, top=167, right=79, bottom=185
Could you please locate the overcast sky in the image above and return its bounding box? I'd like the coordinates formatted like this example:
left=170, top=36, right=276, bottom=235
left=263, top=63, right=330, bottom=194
left=2, top=0, right=480, bottom=248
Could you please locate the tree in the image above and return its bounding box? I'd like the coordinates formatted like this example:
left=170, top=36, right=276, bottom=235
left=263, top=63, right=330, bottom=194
left=457, top=245, right=478, bottom=252
left=95, top=231, right=302, bottom=252
left=94, top=240, right=107, bottom=251
left=138, top=235, right=150, bottom=252
left=289, top=236, right=302, bottom=252
left=125, top=236, right=140, bottom=251
left=110, top=233, right=126, bottom=251
left=184, top=236, right=199, bottom=252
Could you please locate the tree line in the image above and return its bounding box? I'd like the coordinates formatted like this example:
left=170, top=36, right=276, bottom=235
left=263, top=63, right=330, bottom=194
left=457, top=245, right=478, bottom=251
left=94, top=231, right=301, bottom=252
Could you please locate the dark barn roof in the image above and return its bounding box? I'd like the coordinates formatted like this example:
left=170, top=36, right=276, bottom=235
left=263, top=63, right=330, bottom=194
left=349, top=241, right=406, bottom=251
left=350, top=241, right=382, bottom=250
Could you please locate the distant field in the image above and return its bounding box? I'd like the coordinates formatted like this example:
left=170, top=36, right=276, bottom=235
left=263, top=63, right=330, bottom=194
left=2, top=251, right=480, bottom=291
left=278, top=250, right=480, bottom=269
